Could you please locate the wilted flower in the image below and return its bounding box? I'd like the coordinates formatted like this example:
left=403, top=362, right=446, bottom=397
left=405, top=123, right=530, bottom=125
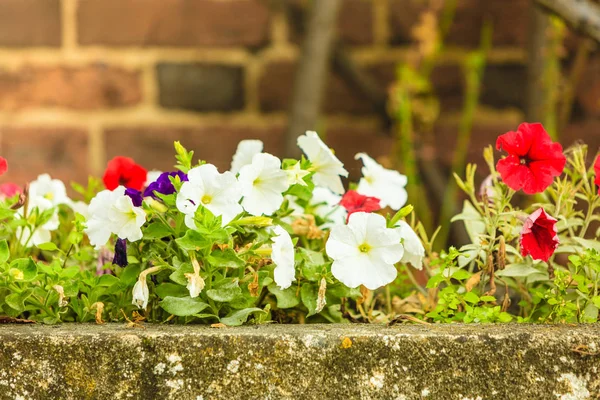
left=132, top=266, right=163, bottom=309
left=271, top=225, right=296, bottom=289
left=339, top=190, right=381, bottom=221
left=297, top=131, right=348, bottom=194
left=316, top=277, right=327, bottom=313
left=53, top=285, right=68, bottom=307
left=143, top=171, right=188, bottom=198
left=176, top=164, right=242, bottom=228
left=520, top=208, right=559, bottom=262
left=394, top=221, right=425, bottom=270
left=326, top=212, right=404, bottom=290
left=103, top=156, right=147, bottom=191
left=238, top=153, right=290, bottom=216
left=231, top=139, right=263, bottom=174
left=355, top=153, right=408, bottom=210
left=496, top=123, right=566, bottom=194
left=185, top=257, right=205, bottom=298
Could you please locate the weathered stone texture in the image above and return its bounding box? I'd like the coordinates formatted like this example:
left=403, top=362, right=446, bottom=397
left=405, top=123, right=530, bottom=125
left=0, top=324, right=599, bottom=399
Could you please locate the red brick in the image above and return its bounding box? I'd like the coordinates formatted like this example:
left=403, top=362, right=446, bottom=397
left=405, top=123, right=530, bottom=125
left=389, top=0, right=529, bottom=48
left=0, top=127, right=89, bottom=187
left=157, top=64, right=245, bottom=112
left=77, top=0, right=270, bottom=47
left=0, top=65, right=142, bottom=110
left=338, top=0, right=374, bottom=45
left=104, top=125, right=285, bottom=173
left=0, top=0, right=61, bottom=47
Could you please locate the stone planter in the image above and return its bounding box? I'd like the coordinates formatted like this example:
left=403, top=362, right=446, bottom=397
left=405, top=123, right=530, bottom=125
left=0, top=324, right=598, bottom=399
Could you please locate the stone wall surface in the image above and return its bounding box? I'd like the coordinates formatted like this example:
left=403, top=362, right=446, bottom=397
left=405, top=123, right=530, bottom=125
left=0, top=323, right=598, bottom=399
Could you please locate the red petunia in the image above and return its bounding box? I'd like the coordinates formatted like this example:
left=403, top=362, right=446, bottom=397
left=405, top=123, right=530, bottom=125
left=520, top=208, right=559, bottom=262
left=0, top=157, right=7, bottom=176
left=496, top=123, right=566, bottom=194
left=340, top=190, right=381, bottom=222
left=594, top=155, right=600, bottom=195
left=103, top=156, right=147, bottom=191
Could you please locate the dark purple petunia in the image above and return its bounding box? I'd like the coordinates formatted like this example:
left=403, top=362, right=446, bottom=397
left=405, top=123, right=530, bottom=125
left=112, top=238, right=128, bottom=267
left=143, top=171, right=188, bottom=198
left=125, top=188, right=143, bottom=207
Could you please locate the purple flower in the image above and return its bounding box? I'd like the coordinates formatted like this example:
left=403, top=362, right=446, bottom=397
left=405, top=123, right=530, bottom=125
left=143, top=171, right=188, bottom=198
left=112, top=238, right=128, bottom=267
left=125, top=188, right=143, bottom=207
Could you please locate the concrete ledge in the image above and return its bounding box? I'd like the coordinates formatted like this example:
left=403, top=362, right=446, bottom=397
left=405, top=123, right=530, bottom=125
left=0, top=324, right=599, bottom=399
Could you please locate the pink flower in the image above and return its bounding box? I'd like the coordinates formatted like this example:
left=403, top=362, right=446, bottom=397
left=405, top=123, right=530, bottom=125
left=520, top=208, right=559, bottom=262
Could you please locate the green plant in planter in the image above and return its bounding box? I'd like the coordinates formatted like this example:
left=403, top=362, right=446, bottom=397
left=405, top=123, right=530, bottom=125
left=0, top=132, right=424, bottom=325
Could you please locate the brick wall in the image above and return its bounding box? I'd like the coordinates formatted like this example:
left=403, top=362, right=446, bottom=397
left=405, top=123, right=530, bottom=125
left=0, top=0, right=598, bottom=187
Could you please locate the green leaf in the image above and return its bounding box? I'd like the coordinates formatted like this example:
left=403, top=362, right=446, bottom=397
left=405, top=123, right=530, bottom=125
left=220, top=307, right=265, bottom=326
left=97, top=274, right=120, bottom=287
left=496, top=263, right=544, bottom=278
left=268, top=284, right=300, bottom=309
left=206, top=280, right=242, bottom=302
left=120, top=264, right=142, bottom=286
left=169, top=262, right=194, bottom=286
left=301, top=283, right=318, bottom=316
left=0, top=239, right=9, bottom=263
left=37, top=242, right=58, bottom=251
left=463, top=291, right=480, bottom=304
left=10, top=258, right=37, bottom=281
left=176, top=230, right=212, bottom=252
left=5, top=293, right=24, bottom=312
left=159, top=296, right=209, bottom=316
left=143, top=222, right=173, bottom=240
left=207, top=249, right=245, bottom=269
left=451, top=268, right=471, bottom=281
left=155, top=283, right=189, bottom=299
left=451, top=201, right=485, bottom=244
left=480, top=295, right=497, bottom=302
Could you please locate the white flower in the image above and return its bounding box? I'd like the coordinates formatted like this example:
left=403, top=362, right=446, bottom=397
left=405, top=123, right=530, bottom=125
left=176, top=164, right=242, bottom=228
left=67, top=200, right=89, bottom=219
left=394, top=221, right=425, bottom=270
left=17, top=196, right=59, bottom=247
left=286, top=162, right=310, bottom=186
left=271, top=226, right=296, bottom=289
left=145, top=170, right=163, bottom=187
left=297, top=131, right=348, bottom=194
left=355, top=153, right=408, bottom=210
left=311, top=187, right=346, bottom=227
left=238, top=153, right=290, bottom=216
left=326, top=212, right=404, bottom=290
left=84, top=187, right=146, bottom=249
left=28, top=174, right=70, bottom=206
left=132, top=277, right=149, bottom=309
left=231, top=139, right=263, bottom=174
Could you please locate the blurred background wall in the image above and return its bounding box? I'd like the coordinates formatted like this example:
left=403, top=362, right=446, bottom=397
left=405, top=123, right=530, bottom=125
left=0, top=0, right=598, bottom=187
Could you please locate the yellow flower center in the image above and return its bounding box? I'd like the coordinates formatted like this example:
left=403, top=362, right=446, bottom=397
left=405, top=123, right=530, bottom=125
left=44, top=192, right=54, bottom=201
left=358, top=243, right=371, bottom=253
left=201, top=194, right=212, bottom=205
left=253, top=177, right=262, bottom=187
left=365, top=175, right=374, bottom=184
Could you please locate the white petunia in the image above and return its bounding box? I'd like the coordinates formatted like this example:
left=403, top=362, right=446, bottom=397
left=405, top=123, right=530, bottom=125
left=311, top=187, right=346, bottom=227
left=326, top=212, right=404, bottom=290
left=271, top=226, right=296, bottom=289
left=28, top=174, right=70, bottom=206
left=238, top=153, right=290, bottom=216
left=285, top=162, right=310, bottom=186
left=17, top=196, right=59, bottom=247
left=176, top=164, right=242, bottom=228
left=231, top=139, right=263, bottom=174
left=84, top=187, right=146, bottom=249
left=394, top=221, right=425, bottom=270
left=355, top=153, right=408, bottom=210
left=297, top=131, right=348, bottom=194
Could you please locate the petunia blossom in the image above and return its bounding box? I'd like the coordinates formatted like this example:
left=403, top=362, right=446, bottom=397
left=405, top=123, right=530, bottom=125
left=0, top=183, right=21, bottom=201
left=231, top=140, right=263, bottom=174
left=176, top=164, right=242, bottom=228
left=103, top=156, right=148, bottom=191
left=143, top=171, right=188, bottom=198
left=238, top=153, right=290, bottom=216
left=496, top=123, right=566, bottom=194
left=339, top=190, right=381, bottom=221
left=355, top=153, right=408, bottom=210
left=520, top=208, right=559, bottom=262
left=29, top=174, right=70, bottom=207
left=326, top=212, right=404, bottom=290
left=113, top=238, right=128, bottom=267
left=271, top=226, right=296, bottom=289
left=286, top=161, right=310, bottom=187
left=0, top=157, right=7, bottom=176
left=297, top=131, right=348, bottom=194
left=394, top=221, right=425, bottom=270
left=125, top=188, right=143, bottom=207
left=311, top=187, right=346, bottom=227
left=594, top=155, right=600, bottom=195
left=17, top=196, right=60, bottom=247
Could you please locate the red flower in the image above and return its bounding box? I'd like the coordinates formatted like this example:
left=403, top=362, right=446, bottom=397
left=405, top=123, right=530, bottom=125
left=103, top=156, right=147, bottom=191
left=340, top=190, right=381, bottom=222
left=0, top=183, right=20, bottom=199
left=594, top=155, right=600, bottom=195
left=520, top=208, right=559, bottom=262
left=496, top=123, right=566, bottom=194
left=0, top=157, right=7, bottom=176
